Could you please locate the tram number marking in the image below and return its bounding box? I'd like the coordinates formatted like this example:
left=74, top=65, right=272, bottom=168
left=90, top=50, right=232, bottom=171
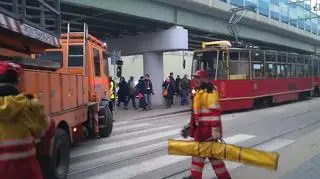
left=253, top=83, right=258, bottom=90
left=288, top=83, right=296, bottom=91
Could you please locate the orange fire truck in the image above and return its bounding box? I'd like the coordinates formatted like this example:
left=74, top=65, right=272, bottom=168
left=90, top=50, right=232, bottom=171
left=0, top=1, right=113, bottom=179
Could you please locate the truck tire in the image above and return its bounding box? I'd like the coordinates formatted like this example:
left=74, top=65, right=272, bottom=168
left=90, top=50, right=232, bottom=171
left=99, top=108, right=113, bottom=138
left=52, top=129, right=70, bottom=179
left=86, top=107, right=96, bottom=139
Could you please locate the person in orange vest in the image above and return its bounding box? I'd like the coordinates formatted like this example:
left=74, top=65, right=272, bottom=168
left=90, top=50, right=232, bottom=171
left=183, top=69, right=231, bottom=179
left=0, top=62, right=56, bottom=179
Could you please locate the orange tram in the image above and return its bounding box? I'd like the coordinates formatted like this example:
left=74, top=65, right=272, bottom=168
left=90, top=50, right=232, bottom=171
left=191, top=41, right=320, bottom=111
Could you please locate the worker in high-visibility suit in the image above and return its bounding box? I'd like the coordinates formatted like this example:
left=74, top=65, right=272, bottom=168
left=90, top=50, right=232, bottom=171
left=183, top=69, right=231, bottom=179
left=109, top=76, right=116, bottom=110
left=0, top=62, right=56, bottom=179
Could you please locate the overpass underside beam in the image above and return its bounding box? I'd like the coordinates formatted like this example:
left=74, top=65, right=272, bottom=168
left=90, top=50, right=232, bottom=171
left=64, top=0, right=320, bottom=53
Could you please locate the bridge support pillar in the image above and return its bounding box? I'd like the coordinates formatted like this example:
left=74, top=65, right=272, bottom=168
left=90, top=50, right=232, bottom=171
left=143, top=52, right=164, bottom=106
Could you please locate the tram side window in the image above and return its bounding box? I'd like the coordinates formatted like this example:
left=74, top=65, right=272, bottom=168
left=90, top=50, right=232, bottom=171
left=296, top=55, right=304, bottom=76
left=229, top=51, right=239, bottom=61
left=192, top=51, right=217, bottom=79
left=288, top=54, right=296, bottom=77
left=229, top=51, right=249, bottom=78
left=278, top=53, right=287, bottom=63
left=277, top=64, right=287, bottom=78
left=277, top=53, right=288, bottom=78
left=305, top=57, right=312, bottom=77
left=313, top=57, right=319, bottom=76
left=251, top=50, right=264, bottom=61
left=265, top=52, right=276, bottom=62
left=265, top=52, right=277, bottom=78
left=266, top=63, right=277, bottom=78
left=253, top=63, right=264, bottom=78
left=240, top=51, right=249, bottom=61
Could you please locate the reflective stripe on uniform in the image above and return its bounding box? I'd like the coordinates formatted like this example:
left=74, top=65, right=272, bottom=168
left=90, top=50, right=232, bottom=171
left=0, top=137, right=35, bottom=156
left=199, top=116, right=220, bottom=122
left=192, top=156, right=205, bottom=163
left=0, top=137, right=33, bottom=147
left=208, top=103, right=221, bottom=109
left=210, top=159, right=223, bottom=166
left=0, top=148, right=35, bottom=161
left=214, top=167, right=228, bottom=174
left=191, top=164, right=203, bottom=172
left=193, top=109, right=200, bottom=115
left=200, top=108, right=221, bottom=114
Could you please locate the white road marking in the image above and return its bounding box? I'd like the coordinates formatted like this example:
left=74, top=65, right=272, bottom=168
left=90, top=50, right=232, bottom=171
left=87, top=134, right=256, bottom=179
left=113, top=121, right=129, bottom=126
left=71, top=129, right=180, bottom=158
left=113, top=123, right=151, bottom=132
left=70, top=141, right=168, bottom=173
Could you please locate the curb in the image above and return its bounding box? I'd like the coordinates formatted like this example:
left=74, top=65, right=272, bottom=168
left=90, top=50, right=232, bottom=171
left=132, top=109, right=191, bottom=120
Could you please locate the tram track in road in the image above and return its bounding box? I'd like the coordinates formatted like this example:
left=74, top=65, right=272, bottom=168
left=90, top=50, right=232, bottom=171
left=67, top=108, right=319, bottom=178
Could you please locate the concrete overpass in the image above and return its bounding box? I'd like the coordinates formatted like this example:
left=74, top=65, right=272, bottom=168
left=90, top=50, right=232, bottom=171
left=61, top=0, right=320, bottom=53
left=59, top=0, right=320, bottom=105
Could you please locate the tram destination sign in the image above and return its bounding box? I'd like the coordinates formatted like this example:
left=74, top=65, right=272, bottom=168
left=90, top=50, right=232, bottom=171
left=21, top=23, right=59, bottom=47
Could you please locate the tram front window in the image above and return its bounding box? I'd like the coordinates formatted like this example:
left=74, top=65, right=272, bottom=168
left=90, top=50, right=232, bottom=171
left=192, top=50, right=217, bottom=79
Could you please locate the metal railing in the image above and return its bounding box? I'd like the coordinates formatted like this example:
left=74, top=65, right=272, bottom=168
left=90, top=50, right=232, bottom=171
left=0, top=0, right=61, bottom=37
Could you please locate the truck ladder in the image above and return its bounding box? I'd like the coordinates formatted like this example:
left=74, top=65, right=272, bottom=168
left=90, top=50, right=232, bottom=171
left=66, top=22, right=88, bottom=74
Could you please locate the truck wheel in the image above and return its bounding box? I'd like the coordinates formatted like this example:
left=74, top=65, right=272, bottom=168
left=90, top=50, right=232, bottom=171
left=99, top=108, right=113, bottom=138
left=53, top=129, right=70, bottom=179
left=86, top=107, right=96, bottom=139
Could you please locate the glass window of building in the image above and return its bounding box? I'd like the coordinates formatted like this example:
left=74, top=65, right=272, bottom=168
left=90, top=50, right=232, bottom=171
left=259, top=0, right=270, bottom=17
left=270, top=0, right=280, bottom=20
left=280, top=0, right=289, bottom=23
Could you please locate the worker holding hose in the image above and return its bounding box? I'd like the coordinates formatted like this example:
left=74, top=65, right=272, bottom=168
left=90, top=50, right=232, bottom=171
left=0, top=62, right=56, bottom=179
left=182, top=69, right=231, bottom=179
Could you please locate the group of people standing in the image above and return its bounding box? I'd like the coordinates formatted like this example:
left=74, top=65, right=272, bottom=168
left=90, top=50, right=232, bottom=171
left=109, top=74, right=154, bottom=111
left=162, top=72, right=191, bottom=108
left=108, top=72, right=191, bottom=110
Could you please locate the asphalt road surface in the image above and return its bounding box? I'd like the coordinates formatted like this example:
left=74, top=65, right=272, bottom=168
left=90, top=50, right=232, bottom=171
left=68, top=98, right=320, bottom=179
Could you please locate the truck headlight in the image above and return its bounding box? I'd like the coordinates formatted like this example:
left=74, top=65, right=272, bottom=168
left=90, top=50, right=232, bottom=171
left=192, top=89, right=196, bottom=95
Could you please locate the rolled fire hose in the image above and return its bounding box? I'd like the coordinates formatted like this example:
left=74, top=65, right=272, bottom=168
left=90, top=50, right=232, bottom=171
left=168, top=139, right=279, bottom=171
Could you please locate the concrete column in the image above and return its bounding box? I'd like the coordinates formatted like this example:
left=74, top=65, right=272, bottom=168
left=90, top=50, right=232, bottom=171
left=143, top=52, right=164, bottom=106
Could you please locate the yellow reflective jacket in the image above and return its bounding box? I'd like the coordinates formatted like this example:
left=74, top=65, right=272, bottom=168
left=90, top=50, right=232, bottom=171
left=0, top=94, right=48, bottom=160
left=190, top=88, right=222, bottom=140
left=110, top=80, right=115, bottom=100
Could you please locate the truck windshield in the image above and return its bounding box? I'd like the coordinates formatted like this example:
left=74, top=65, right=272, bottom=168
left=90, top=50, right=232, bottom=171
left=36, top=51, right=63, bottom=64
left=191, top=50, right=218, bottom=79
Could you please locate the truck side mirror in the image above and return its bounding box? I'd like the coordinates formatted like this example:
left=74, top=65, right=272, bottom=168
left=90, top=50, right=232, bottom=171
left=183, top=59, right=186, bottom=69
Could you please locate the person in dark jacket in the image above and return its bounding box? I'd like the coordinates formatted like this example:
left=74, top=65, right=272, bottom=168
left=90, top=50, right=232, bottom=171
left=175, top=75, right=181, bottom=97
left=127, top=76, right=137, bottom=109
left=179, top=74, right=190, bottom=105
left=144, top=74, right=154, bottom=110
left=136, top=76, right=147, bottom=110
left=117, top=77, right=129, bottom=110
left=162, top=77, right=175, bottom=108
left=169, top=72, right=175, bottom=105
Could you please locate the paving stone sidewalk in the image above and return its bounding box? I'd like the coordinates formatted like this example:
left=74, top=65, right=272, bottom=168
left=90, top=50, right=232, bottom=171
left=113, top=97, right=191, bottom=122
left=280, top=153, right=320, bottom=179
